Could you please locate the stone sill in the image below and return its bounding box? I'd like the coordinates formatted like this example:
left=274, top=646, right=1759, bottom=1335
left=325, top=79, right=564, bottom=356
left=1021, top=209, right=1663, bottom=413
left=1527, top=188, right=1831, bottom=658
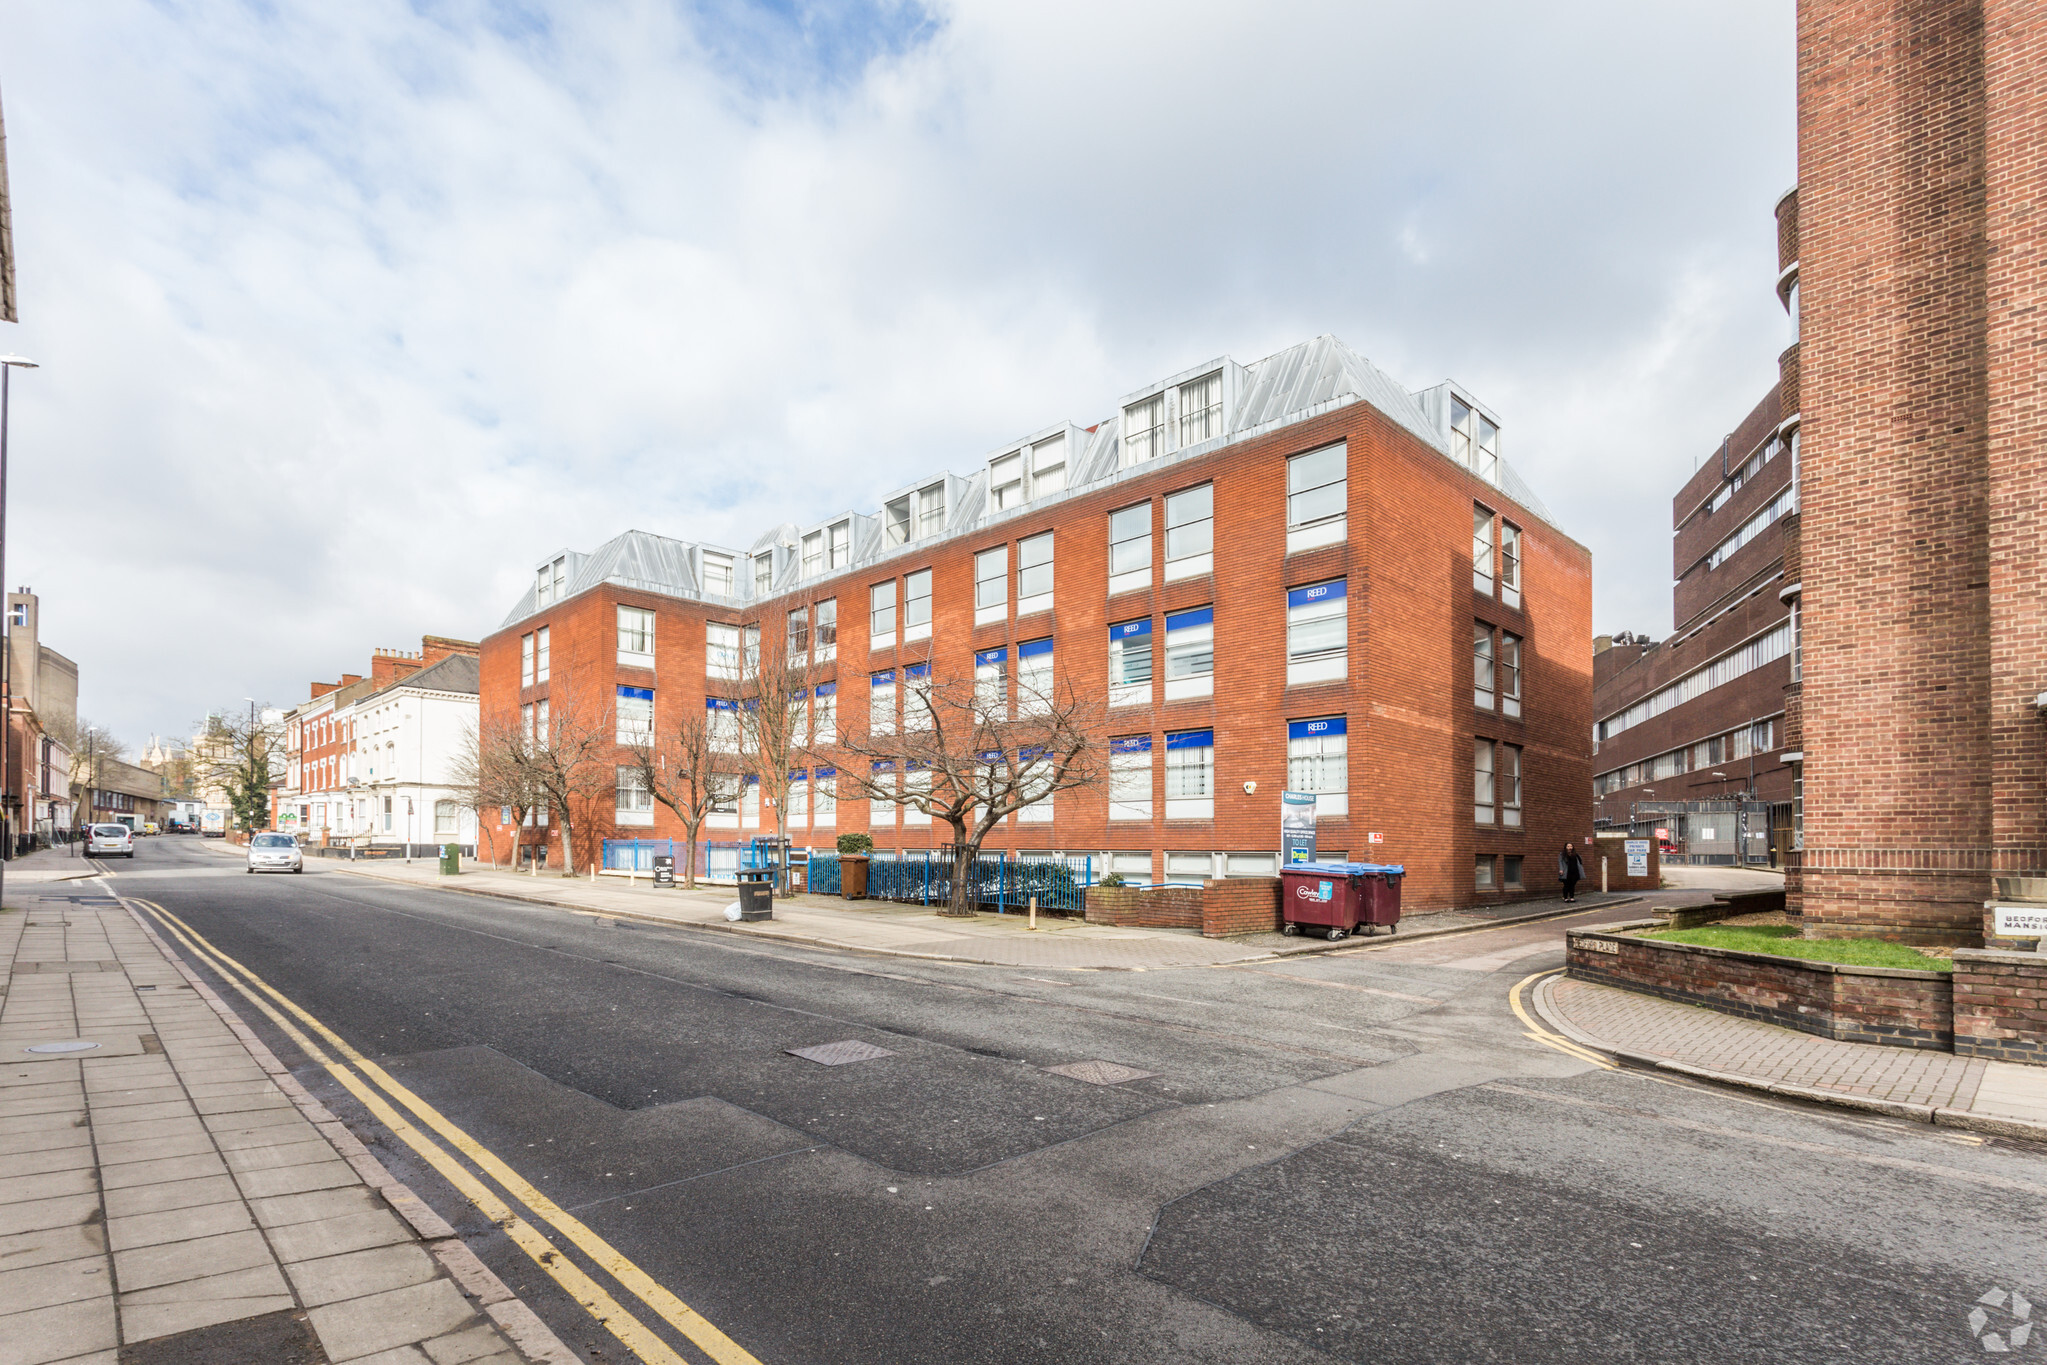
left=1955, top=947, right=2045, bottom=968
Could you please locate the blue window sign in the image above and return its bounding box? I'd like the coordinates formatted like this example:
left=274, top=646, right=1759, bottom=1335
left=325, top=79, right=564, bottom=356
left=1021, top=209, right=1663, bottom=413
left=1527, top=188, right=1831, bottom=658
left=975, top=648, right=1007, bottom=667
left=1111, top=735, right=1152, bottom=754
left=815, top=682, right=836, bottom=697
left=871, top=670, right=895, bottom=688
left=1110, top=619, right=1152, bottom=639
left=1018, top=638, right=1054, bottom=658
left=1166, top=728, right=1215, bottom=750
left=617, top=685, right=653, bottom=701
left=1286, top=580, right=1347, bottom=609
left=1288, top=716, right=1347, bottom=739
left=1165, top=606, right=1213, bottom=631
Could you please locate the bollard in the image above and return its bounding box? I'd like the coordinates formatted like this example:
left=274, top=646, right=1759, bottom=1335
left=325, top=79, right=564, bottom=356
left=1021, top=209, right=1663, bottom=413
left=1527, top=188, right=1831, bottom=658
left=1601, top=856, right=1608, bottom=895
left=1029, top=896, right=1037, bottom=932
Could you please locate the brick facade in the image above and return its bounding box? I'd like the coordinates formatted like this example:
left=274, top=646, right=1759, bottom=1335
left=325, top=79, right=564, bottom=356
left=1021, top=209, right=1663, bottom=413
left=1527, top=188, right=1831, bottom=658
left=478, top=344, right=1592, bottom=912
left=1795, top=0, right=2047, bottom=944
left=1085, top=878, right=1282, bottom=938
left=1951, top=949, right=2047, bottom=1065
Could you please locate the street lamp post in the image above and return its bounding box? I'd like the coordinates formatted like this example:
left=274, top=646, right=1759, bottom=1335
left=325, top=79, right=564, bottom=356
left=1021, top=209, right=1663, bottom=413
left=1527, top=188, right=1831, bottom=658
left=0, top=355, right=39, bottom=908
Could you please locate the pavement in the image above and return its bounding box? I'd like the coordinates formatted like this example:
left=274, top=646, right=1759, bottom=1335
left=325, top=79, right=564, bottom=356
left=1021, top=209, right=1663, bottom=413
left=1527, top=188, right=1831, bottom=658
left=0, top=872, right=571, bottom=1365
left=292, top=847, right=1646, bottom=969
left=1536, top=942, right=2047, bottom=1140
left=78, top=836, right=2047, bottom=1364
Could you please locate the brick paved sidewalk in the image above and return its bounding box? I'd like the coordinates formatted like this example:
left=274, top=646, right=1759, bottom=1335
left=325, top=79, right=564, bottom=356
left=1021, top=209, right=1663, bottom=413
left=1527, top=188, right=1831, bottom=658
left=1541, top=975, right=2047, bottom=1134
left=0, top=883, right=571, bottom=1365
left=271, top=843, right=1639, bottom=970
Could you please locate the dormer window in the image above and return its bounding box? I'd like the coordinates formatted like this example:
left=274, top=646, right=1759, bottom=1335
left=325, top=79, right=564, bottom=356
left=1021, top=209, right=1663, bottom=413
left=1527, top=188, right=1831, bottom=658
left=828, top=520, right=850, bottom=568
left=703, top=551, right=735, bottom=597
left=1031, top=435, right=1066, bottom=497
left=1450, top=397, right=1499, bottom=484
left=989, top=453, right=1024, bottom=511
left=885, top=496, right=912, bottom=546
left=1123, top=395, right=1165, bottom=467
left=801, top=531, right=822, bottom=577
left=917, top=483, right=947, bottom=539
left=1179, top=372, right=1223, bottom=445
left=536, top=556, right=566, bottom=606
left=753, top=554, right=774, bottom=598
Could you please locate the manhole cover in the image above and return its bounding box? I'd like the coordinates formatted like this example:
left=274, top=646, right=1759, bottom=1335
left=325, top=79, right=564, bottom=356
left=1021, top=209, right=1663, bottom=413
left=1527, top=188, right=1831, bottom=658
left=24, top=1040, right=101, bottom=1055
left=786, top=1040, right=897, bottom=1066
left=1044, top=1060, right=1156, bottom=1085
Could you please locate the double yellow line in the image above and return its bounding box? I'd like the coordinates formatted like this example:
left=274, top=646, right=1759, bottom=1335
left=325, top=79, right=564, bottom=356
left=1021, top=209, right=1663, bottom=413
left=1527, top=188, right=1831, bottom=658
left=1510, top=969, right=1616, bottom=1070
left=126, top=896, right=760, bottom=1365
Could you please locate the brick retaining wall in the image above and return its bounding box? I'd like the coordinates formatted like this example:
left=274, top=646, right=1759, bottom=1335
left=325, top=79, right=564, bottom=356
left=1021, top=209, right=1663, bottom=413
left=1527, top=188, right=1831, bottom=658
left=1952, top=949, right=2047, bottom=1065
left=1085, top=879, right=1281, bottom=938
left=1566, top=926, right=1953, bottom=1051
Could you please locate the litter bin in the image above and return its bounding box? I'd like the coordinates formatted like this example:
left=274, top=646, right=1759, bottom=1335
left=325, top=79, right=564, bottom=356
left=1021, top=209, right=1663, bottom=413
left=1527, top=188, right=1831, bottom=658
left=438, top=844, right=460, bottom=876
left=1280, top=862, right=1405, bottom=940
left=735, top=873, right=773, bottom=921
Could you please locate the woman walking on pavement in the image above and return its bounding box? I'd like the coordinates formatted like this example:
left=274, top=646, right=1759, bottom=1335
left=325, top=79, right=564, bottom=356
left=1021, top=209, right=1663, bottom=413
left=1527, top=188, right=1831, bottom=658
left=1558, top=844, right=1584, bottom=902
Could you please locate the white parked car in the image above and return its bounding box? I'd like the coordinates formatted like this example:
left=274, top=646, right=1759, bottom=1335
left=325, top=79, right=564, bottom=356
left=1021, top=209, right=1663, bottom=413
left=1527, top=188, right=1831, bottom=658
left=86, top=823, right=135, bottom=858
left=247, top=832, right=303, bottom=874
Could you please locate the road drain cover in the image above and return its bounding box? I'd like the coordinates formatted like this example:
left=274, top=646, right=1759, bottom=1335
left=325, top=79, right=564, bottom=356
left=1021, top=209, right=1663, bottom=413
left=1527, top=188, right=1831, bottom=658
left=24, top=1040, right=101, bottom=1055
left=787, top=1040, right=896, bottom=1066
left=1044, top=1060, right=1155, bottom=1085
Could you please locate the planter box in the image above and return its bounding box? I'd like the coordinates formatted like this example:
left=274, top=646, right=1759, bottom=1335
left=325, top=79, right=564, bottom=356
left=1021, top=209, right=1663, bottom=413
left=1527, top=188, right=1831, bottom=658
left=1566, top=924, right=1953, bottom=1051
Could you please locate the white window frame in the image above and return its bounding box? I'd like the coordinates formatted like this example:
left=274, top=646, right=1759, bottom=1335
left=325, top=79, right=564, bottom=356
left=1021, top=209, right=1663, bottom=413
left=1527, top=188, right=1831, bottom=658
left=1016, top=640, right=1054, bottom=717
left=1285, top=581, right=1347, bottom=685
left=1225, top=852, right=1277, bottom=878
left=1164, top=731, right=1214, bottom=820
left=975, top=650, right=1007, bottom=721
left=1017, top=532, right=1054, bottom=616
left=903, top=569, right=933, bottom=643
left=535, top=627, right=550, bottom=683
left=1451, top=396, right=1499, bottom=485
left=1179, top=372, right=1223, bottom=446
left=741, top=777, right=761, bottom=830
left=1475, top=738, right=1496, bottom=825
left=1016, top=749, right=1054, bottom=823
left=1500, top=633, right=1522, bottom=718
left=1109, top=738, right=1153, bottom=821
left=870, top=580, right=897, bottom=647
left=801, top=531, right=823, bottom=578
left=702, top=551, right=735, bottom=597
left=917, top=483, right=947, bottom=540
left=814, top=685, right=837, bottom=745
left=618, top=606, right=656, bottom=669
left=1500, top=522, right=1523, bottom=609
left=1164, top=608, right=1214, bottom=701
left=870, top=768, right=897, bottom=829
left=903, top=665, right=932, bottom=732
left=1108, top=620, right=1153, bottom=709
left=1474, top=623, right=1495, bottom=710
left=1109, top=851, right=1154, bottom=880
left=1030, top=434, right=1067, bottom=497
left=1287, top=718, right=1348, bottom=817
left=434, top=800, right=459, bottom=835
left=1109, top=502, right=1152, bottom=596
left=1122, top=394, right=1164, bottom=467
left=707, top=623, right=740, bottom=681
left=1473, top=506, right=1496, bottom=594
left=903, top=768, right=932, bottom=826
left=828, top=521, right=850, bottom=569
left=1502, top=744, right=1522, bottom=828
left=754, top=554, right=774, bottom=598
left=988, top=453, right=1024, bottom=513
left=520, top=633, right=534, bottom=687
left=1164, top=484, right=1214, bottom=581
left=789, top=775, right=809, bottom=827
left=1286, top=443, right=1347, bottom=554
left=975, top=547, right=1007, bottom=626
left=816, top=599, right=837, bottom=662
left=885, top=496, right=912, bottom=547
left=814, top=772, right=837, bottom=826
left=615, top=765, right=654, bottom=827
left=707, top=700, right=742, bottom=752
left=787, top=606, right=809, bottom=662
left=870, top=672, right=896, bottom=736
left=616, top=687, right=654, bottom=746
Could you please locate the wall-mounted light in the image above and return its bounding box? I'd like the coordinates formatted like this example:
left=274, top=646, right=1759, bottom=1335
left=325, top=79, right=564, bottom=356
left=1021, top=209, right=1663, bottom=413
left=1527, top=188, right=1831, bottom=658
left=1242, top=780, right=1258, bottom=795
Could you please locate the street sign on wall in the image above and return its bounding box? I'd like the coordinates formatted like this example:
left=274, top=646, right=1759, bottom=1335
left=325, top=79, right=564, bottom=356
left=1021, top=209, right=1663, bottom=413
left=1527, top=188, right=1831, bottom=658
left=1624, top=839, right=1650, bottom=877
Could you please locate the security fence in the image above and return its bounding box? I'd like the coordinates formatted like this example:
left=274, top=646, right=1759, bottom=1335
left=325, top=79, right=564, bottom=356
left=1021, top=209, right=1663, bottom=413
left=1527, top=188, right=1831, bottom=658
left=802, top=849, right=1095, bottom=913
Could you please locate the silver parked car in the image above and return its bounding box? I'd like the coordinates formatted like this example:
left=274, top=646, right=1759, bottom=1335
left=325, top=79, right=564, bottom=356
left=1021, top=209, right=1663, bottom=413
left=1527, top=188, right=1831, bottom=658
left=86, top=823, right=135, bottom=858
left=247, top=832, right=303, bottom=874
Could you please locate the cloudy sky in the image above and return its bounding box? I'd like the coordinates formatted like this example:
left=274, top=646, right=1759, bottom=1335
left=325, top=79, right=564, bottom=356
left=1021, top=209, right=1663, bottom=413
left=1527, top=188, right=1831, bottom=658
left=0, top=0, right=1794, bottom=751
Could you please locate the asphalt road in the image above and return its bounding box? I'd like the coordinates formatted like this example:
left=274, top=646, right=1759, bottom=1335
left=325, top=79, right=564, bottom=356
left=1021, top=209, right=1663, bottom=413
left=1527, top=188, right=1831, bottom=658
left=91, top=836, right=2047, bottom=1364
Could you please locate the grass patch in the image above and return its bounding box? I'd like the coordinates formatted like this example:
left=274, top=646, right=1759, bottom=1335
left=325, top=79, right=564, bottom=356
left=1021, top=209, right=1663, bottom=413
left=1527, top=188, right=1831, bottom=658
left=1638, top=923, right=1954, bottom=973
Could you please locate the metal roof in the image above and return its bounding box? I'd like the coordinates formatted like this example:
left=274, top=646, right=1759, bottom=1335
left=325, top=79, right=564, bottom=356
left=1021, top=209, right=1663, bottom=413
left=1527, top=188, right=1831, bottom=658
left=497, top=334, right=1566, bottom=629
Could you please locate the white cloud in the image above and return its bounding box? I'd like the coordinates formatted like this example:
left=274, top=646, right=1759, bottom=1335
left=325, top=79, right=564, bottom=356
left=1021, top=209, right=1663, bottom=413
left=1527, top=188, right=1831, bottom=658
left=0, top=0, right=1793, bottom=746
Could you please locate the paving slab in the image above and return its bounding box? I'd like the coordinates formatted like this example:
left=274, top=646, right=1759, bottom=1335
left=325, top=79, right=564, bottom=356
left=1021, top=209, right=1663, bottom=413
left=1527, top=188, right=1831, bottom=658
left=0, top=889, right=567, bottom=1364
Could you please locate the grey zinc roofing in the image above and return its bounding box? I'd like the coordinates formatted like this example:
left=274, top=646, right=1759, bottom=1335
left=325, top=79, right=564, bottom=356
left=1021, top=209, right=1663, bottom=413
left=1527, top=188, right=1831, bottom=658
left=496, top=333, right=1568, bottom=630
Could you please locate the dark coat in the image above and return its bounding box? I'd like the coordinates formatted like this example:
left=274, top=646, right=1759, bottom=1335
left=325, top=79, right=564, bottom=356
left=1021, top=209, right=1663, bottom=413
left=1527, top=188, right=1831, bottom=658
left=1558, top=850, right=1584, bottom=882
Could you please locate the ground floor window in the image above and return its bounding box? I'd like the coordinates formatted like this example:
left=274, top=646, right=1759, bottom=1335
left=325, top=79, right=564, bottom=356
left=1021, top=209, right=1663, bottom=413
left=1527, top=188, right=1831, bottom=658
left=1504, top=854, right=1523, bottom=889
left=434, top=800, right=459, bottom=835
left=1475, top=855, right=1495, bottom=889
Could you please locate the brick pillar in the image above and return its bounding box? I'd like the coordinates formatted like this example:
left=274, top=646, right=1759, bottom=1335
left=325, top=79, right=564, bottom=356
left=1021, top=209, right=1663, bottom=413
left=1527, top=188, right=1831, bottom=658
left=1796, top=0, right=2012, bottom=945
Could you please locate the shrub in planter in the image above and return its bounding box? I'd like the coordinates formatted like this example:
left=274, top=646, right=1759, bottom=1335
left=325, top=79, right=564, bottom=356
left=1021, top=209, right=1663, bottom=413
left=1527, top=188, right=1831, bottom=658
left=1099, top=872, right=1128, bottom=888
left=837, top=832, right=874, bottom=856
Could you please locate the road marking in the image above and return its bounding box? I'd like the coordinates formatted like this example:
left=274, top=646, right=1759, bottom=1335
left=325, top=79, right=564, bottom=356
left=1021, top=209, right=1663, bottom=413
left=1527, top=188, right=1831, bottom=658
left=1228, top=966, right=1443, bottom=1005
left=1509, top=970, right=1616, bottom=1070
left=129, top=898, right=760, bottom=1365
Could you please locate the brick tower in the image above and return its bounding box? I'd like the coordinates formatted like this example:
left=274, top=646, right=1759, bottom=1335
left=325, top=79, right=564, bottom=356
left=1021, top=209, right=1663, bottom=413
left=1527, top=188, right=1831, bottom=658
left=1795, top=0, right=2047, bottom=943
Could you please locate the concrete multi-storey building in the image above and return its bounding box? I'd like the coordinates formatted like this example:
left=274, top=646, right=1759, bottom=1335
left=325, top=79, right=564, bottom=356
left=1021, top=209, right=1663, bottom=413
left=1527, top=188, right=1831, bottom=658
left=279, top=637, right=479, bottom=847
left=1591, top=379, right=1799, bottom=865
left=1784, top=0, right=2047, bottom=945
left=478, top=335, right=1592, bottom=912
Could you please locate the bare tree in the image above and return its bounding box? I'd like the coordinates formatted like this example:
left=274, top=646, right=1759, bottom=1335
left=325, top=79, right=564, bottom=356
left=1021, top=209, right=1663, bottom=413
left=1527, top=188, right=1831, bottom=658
left=625, top=708, right=736, bottom=890
left=191, top=705, right=285, bottom=833
left=519, top=690, right=614, bottom=876
left=448, top=717, right=543, bottom=868
left=814, top=656, right=1108, bottom=916
left=734, top=628, right=823, bottom=890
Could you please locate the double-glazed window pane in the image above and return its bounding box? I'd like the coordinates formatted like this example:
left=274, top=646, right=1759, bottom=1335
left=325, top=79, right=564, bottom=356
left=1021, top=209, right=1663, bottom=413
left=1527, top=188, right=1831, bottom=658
left=1474, top=624, right=1495, bottom=708
left=1287, top=445, right=1346, bottom=527
left=1501, top=744, right=1522, bottom=827
left=1179, top=373, right=1222, bottom=445
left=1165, top=731, right=1215, bottom=818
left=975, top=651, right=1006, bottom=719
left=1474, top=739, right=1495, bottom=824
left=1018, top=532, right=1054, bottom=606
left=1109, top=740, right=1152, bottom=820
left=989, top=454, right=1024, bottom=511
left=535, top=627, right=549, bottom=682
left=1123, top=395, right=1164, bottom=466
left=1500, top=523, right=1522, bottom=607
left=618, top=607, right=655, bottom=662
left=1500, top=634, right=1522, bottom=717
left=703, top=553, right=734, bottom=596
left=1473, top=507, right=1496, bottom=592
left=975, top=547, right=1007, bottom=622
left=870, top=581, right=896, bottom=640
left=904, top=569, right=933, bottom=638
left=1165, top=608, right=1214, bottom=700
left=754, top=556, right=773, bottom=597
left=814, top=685, right=836, bottom=743
left=520, top=634, right=534, bottom=686
left=1017, top=641, right=1053, bottom=714
left=1109, top=504, right=1151, bottom=591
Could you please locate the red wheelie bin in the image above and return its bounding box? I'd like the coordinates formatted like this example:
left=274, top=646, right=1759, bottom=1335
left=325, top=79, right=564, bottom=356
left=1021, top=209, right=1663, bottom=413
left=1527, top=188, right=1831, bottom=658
left=1280, top=862, right=1406, bottom=940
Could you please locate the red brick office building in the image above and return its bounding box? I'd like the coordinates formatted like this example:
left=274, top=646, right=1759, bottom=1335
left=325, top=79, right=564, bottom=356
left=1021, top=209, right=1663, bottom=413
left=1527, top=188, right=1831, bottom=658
left=1788, top=0, right=2047, bottom=944
left=478, top=336, right=1591, bottom=912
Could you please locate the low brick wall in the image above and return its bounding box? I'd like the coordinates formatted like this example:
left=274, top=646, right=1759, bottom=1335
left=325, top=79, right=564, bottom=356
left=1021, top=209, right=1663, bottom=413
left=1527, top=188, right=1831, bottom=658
left=1566, top=925, right=1953, bottom=1050
left=1953, top=948, right=2047, bottom=1065
left=1084, top=879, right=1280, bottom=938
left=1662, top=888, right=1790, bottom=931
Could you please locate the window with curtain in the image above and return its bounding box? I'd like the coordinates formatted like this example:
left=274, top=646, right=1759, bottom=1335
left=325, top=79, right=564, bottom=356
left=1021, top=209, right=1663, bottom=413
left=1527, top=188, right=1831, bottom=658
left=434, top=800, right=458, bottom=835
left=615, top=687, right=654, bottom=745
left=1179, top=372, right=1223, bottom=445
left=1030, top=434, right=1067, bottom=496
left=1109, top=620, right=1153, bottom=707
left=1287, top=718, right=1347, bottom=816
left=1474, top=738, right=1496, bottom=824
left=1285, top=581, right=1347, bottom=684
left=1473, top=506, right=1496, bottom=594
left=1165, top=730, right=1214, bottom=819
left=1123, top=394, right=1164, bottom=466
left=1109, top=737, right=1152, bottom=821
left=615, top=767, right=653, bottom=826
left=988, top=453, right=1024, bottom=512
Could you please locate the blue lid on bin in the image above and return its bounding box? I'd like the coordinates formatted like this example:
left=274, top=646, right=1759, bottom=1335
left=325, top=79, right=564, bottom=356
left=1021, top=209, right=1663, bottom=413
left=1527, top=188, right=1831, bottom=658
left=1285, top=861, right=1405, bottom=877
